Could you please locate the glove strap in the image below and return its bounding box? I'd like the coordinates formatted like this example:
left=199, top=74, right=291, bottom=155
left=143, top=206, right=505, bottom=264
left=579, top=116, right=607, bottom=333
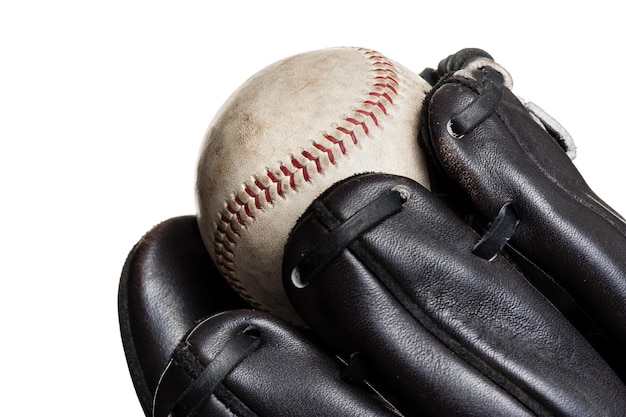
left=291, top=189, right=405, bottom=288
left=472, top=203, right=519, bottom=261
left=169, top=330, right=261, bottom=417
left=449, top=69, right=504, bottom=138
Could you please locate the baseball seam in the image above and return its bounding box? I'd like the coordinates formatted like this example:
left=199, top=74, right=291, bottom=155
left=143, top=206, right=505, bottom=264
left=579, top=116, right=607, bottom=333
left=213, top=49, right=401, bottom=308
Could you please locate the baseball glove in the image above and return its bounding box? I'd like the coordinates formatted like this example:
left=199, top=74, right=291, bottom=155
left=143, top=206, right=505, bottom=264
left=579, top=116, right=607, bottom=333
left=119, top=49, right=626, bottom=416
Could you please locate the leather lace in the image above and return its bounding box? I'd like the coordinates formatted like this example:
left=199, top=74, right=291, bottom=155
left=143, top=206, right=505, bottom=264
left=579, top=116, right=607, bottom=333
left=448, top=67, right=505, bottom=138
left=292, top=189, right=405, bottom=288
left=445, top=67, right=520, bottom=261
left=171, top=331, right=261, bottom=417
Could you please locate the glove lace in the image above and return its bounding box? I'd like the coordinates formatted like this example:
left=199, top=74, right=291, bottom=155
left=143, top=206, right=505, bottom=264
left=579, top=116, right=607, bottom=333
left=448, top=67, right=504, bottom=138
left=170, top=330, right=261, bottom=417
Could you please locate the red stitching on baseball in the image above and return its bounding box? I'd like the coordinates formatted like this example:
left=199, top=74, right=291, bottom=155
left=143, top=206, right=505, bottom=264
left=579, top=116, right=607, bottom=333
left=216, top=239, right=234, bottom=255
left=346, top=117, right=369, bottom=135
left=364, top=100, right=387, bottom=115
left=337, top=126, right=358, bottom=144
left=214, top=226, right=235, bottom=249
left=280, top=165, right=297, bottom=190
left=213, top=48, right=402, bottom=310
left=369, top=91, right=394, bottom=104
left=356, top=109, right=379, bottom=126
left=291, top=157, right=310, bottom=182
left=302, top=150, right=322, bottom=173
left=266, top=170, right=283, bottom=198
left=244, top=186, right=260, bottom=211
left=373, top=68, right=398, bottom=77
left=224, top=205, right=245, bottom=230
left=254, top=178, right=272, bottom=206
left=313, top=142, right=335, bottom=165
left=232, top=198, right=247, bottom=226
left=374, top=82, right=397, bottom=95
left=324, top=134, right=346, bottom=154
left=218, top=217, right=240, bottom=237
left=375, top=75, right=399, bottom=85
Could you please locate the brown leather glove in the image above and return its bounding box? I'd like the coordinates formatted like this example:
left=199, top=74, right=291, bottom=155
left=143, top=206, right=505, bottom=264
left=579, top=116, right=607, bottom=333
left=119, top=49, right=626, bottom=416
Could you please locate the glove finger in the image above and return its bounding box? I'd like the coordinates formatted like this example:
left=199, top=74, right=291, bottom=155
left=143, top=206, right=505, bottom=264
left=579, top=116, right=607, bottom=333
left=118, top=216, right=250, bottom=415
left=120, top=216, right=401, bottom=417
left=154, top=310, right=402, bottom=417
left=420, top=52, right=626, bottom=375
left=282, top=172, right=626, bottom=417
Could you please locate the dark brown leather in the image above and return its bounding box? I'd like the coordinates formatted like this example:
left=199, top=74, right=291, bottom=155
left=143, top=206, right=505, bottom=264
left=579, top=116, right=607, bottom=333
left=118, top=216, right=249, bottom=414
left=420, top=66, right=626, bottom=368
left=119, top=216, right=401, bottom=416
left=153, top=310, right=400, bottom=417
left=282, top=173, right=626, bottom=417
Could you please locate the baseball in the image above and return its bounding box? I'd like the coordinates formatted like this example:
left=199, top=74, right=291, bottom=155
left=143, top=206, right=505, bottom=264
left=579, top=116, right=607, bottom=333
left=196, top=47, right=431, bottom=324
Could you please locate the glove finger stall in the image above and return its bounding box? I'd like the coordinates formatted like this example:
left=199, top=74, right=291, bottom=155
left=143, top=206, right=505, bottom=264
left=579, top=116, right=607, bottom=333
left=120, top=216, right=399, bottom=417
left=153, top=310, right=400, bottom=417
left=421, top=67, right=626, bottom=369
left=118, top=216, right=251, bottom=415
left=283, top=173, right=626, bottom=417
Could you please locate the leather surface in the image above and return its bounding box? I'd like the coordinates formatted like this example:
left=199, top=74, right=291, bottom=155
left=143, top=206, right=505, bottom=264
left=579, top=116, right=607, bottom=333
left=421, top=70, right=626, bottom=361
left=153, top=310, right=400, bottom=417
left=118, top=216, right=249, bottom=414
left=283, top=173, right=626, bottom=417
left=119, top=215, right=400, bottom=417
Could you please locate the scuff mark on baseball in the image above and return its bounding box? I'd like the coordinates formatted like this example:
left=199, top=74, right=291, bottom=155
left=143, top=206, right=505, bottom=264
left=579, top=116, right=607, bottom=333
left=196, top=47, right=431, bottom=324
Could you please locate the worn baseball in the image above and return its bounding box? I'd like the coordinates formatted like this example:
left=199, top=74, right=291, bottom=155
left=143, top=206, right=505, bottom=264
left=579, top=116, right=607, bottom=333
left=196, top=47, right=431, bottom=324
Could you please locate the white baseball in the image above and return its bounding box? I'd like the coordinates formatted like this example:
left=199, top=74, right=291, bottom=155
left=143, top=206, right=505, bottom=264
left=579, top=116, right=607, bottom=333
left=196, top=47, right=431, bottom=324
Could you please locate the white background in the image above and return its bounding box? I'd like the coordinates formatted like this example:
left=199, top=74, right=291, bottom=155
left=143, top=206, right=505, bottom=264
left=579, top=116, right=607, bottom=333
left=1, top=1, right=624, bottom=415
